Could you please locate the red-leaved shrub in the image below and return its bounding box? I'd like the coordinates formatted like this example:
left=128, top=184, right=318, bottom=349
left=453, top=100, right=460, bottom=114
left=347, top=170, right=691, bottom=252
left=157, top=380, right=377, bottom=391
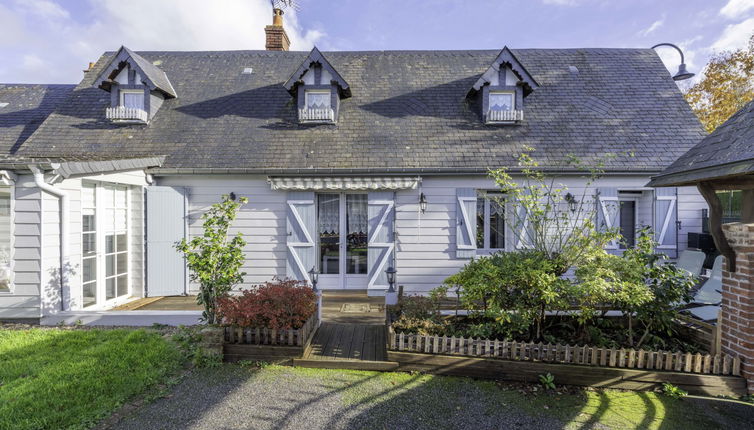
left=216, top=278, right=317, bottom=329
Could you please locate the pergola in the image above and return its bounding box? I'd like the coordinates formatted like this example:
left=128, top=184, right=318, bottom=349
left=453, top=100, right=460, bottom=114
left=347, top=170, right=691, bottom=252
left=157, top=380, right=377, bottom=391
left=649, top=99, right=754, bottom=392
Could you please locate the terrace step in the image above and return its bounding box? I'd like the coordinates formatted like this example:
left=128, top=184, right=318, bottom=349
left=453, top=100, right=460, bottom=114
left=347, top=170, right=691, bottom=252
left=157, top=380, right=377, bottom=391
left=293, top=358, right=399, bottom=372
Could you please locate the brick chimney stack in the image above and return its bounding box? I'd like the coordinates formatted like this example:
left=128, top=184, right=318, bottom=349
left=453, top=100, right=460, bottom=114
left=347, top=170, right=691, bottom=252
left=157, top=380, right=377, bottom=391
left=265, top=8, right=290, bottom=51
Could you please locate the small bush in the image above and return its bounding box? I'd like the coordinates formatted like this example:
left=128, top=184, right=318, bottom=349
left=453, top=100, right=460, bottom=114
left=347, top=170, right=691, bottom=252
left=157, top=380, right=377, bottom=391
left=539, top=372, right=556, bottom=390
left=661, top=382, right=688, bottom=399
left=395, top=294, right=442, bottom=320
left=217, top=278, right=316, bottom=329
left=392, top=316, right=450, bottom=336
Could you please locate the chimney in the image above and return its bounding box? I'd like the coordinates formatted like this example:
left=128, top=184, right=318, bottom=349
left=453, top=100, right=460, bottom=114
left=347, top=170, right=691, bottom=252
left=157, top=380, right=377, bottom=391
left=265, top=8, right=290, bottom=51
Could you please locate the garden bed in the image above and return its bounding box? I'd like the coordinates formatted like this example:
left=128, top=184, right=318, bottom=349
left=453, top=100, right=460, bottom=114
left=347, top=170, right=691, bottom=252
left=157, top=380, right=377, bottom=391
left=223, top=310, right=319, bottom=363
left=386, top=326, right=745, bottom=397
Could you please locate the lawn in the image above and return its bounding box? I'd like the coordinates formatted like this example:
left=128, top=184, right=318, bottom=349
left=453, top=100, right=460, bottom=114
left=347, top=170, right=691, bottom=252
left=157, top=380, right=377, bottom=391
left=0, top=327, right=184, bottom=430
left=113, top=364, right=754, bottom=430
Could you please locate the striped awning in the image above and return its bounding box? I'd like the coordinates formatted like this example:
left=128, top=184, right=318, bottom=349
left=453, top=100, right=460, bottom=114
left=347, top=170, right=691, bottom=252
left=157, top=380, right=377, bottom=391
left=268, top=176, right=420, bottom=191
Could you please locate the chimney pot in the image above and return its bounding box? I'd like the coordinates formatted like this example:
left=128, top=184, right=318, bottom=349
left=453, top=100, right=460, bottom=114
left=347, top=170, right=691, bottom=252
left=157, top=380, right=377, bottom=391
left=265, top=8, right=290, bottom=51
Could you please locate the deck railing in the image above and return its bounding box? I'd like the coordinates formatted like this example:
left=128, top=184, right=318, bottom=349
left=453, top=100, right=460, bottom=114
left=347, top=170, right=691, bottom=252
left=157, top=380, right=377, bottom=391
left=224, top=309, right=319, bottom=347
left=105, top=106, right=149, bottom=123
left=486, top=109, right=524, bottom=122
left=388, top=327, right=740, bottom=376
left=299, top=107, right=335, bottom=122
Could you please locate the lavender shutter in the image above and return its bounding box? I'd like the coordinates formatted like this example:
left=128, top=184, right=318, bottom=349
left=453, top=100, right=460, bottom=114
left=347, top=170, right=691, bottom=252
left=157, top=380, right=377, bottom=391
left=286, top=191, right=316, bottom=283
left=456, top=188, right=477, bottom=258
left=654, top=188, right=678, bottom=258
left=367, top=192, right=395, bottom=291
left=596, top=187, right=619, bottom=250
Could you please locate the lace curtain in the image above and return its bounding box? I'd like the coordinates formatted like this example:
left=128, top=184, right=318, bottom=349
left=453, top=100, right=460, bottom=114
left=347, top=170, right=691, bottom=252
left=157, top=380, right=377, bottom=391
left=347, top=194, right=368, bottom=235
left=318, top=194, right=339, bottom=234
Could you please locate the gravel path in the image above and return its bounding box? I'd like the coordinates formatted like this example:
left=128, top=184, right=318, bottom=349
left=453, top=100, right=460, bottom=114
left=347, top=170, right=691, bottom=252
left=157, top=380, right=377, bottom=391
left=107, top=365, right=564, bottom=430
left=106, top=364, right=754, bottom=430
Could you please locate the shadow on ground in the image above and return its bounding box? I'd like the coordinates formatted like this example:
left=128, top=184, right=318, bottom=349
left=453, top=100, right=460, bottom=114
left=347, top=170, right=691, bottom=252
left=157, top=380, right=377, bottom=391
left=106, top=364, right=754, bottom=430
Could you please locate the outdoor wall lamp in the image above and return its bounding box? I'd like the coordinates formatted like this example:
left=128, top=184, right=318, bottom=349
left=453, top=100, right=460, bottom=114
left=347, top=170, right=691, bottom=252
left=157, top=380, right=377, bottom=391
left=564, top=192, right=578, bottom=212
left=651, top=43, right=695, bottom=81
left=385, top=266, right=398, bottom=306
left=229, top=192, right=237, bottom=201
left=419, top=192, right=428, bottom=213
left=308, top=267, right=319, bottom=292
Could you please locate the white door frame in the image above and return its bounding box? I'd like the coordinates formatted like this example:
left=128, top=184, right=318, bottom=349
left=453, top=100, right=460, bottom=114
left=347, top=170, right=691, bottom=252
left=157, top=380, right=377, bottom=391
left=316, top=192, right=368, bottom=290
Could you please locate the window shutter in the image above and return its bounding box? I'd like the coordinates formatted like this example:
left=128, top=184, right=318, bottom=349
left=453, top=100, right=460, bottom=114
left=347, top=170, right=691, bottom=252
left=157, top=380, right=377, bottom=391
left=146, top=186, right=186, bottom=296
left=596, top=187, right=619, bottom=250
left=456, top=188, right=477, bottom=258
left=654, top=188, right=678, bottom=258
left=367, top=192, right=395, bottom=291
left=286, top=191, right=316, bottom=283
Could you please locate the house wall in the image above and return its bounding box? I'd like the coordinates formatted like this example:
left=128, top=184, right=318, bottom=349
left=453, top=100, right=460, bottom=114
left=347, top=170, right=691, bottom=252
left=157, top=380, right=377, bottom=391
left=155, top=174, right=708, bottom=296
left=0, top=169, right=149, bottom=320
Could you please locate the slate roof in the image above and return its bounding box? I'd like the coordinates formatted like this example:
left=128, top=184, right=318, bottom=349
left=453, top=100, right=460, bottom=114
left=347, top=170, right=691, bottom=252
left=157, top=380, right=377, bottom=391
left=18, top=48, right=705, bottom=173
left=0, top=84, right=75, bottom=155
left=649, top=99, right=754, bottom=187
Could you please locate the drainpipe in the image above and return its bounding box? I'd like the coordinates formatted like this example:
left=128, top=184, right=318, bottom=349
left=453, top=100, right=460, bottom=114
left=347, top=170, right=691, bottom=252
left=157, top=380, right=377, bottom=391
left=30, top=166, right=70, bottom=311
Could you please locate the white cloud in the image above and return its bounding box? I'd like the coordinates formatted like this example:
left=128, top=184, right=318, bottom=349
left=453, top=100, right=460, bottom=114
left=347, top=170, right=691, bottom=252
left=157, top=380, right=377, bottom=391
left=0, top=0, right=324, bottom=83
left=720, top=0, right=754, bottom=19
left=638, top=18, right=664, bottom=37
left=711, top=17, right=754, bottom=51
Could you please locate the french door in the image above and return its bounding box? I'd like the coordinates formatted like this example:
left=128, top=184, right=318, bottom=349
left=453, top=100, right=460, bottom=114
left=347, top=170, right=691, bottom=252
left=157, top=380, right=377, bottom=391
left=81, top=182, right=131, bottom=309
left=316, top=193, right=368, bottom=289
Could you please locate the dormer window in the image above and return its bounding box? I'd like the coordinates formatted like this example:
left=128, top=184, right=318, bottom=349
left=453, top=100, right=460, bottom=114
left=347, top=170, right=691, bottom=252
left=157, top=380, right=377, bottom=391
left=468, top=46, right=538, bottom=125
left=300, top=89, right=334, bottom=122
left=93, top=46, right=177, bottom=125
left=285, top=47, right=351, bottom=125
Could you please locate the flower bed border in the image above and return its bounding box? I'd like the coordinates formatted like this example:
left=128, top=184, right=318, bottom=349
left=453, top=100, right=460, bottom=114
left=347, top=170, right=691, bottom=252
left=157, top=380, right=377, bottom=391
left=222, top=310, right=319, bottom=363
left=387, top=326, right=741, bottom=376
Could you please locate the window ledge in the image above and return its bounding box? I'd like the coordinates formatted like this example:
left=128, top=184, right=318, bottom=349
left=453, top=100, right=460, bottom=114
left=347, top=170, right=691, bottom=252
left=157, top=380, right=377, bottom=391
left=106, top=106, right=148, bottom=124
left=299, top=108, right=335, bottom=124
left=486, top=109, right=524, bottom=124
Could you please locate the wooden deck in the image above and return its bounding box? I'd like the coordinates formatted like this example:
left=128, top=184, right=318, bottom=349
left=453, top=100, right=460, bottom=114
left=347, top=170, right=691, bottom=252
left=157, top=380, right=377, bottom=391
left=305, top=322, right=387, bottom=361
left=113, top=296, right=201, bottom=311
left=320, top=290, right=385, bottom=324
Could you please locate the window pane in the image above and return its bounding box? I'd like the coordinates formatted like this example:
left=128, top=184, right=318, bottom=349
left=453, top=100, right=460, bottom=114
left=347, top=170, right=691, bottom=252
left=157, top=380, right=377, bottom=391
left=317, top=193, right=339, bottom=274
left=476, top=197, right=485, bottom=249
left=116, top=234, right=127, bottom=252
left=346, top=194, right=367, bottom=274
left=122, top=92, right=144, bottom=109
left=82, top=184, right=95, bottom=208
left=106, top=278, right=116, bottom=300
left=117, top=275, right=128, bottom=297
left=115, top=187, right=127, bottom=208
left=106, top=254, right=115, bottom=277
left=489, top=93, right=514, bottom=111
left=106, top=235, right=115, bottom=253
left=83, top=282, right=96, bottom=307
left=306, top=91, right=330, bottom=109
left=83, top=258, right=96, bottom=283
left=117, top=252, right=128, bottom=275
left=489, top=199, right=506, bottom=249
left=82, top=214, right=95, bottom=232
left=619, top=201, right=636, bottom=249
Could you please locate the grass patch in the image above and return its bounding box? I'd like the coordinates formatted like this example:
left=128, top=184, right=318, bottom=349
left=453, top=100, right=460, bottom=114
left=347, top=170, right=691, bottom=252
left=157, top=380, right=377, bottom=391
left=0, top=327, right=183, bottom=430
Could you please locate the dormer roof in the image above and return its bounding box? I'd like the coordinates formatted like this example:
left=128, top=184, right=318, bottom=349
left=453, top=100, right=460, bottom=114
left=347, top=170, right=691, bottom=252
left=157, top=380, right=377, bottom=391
left=469, top=46, right=539, bottom=96
left=93, top=46, right=177, bottom=98
left=283, top=47, right=351, bottom=98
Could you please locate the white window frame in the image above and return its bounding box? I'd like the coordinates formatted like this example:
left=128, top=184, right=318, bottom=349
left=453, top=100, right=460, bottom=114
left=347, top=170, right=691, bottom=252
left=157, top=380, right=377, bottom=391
left=477, top=192, right=507, bottom=253
left=81, top=183, right=97, bottom=307
left=489, top=90, right=516, bottom=111
left=79, top=181, right=132, bottom=310
left=304, top=89, right=331, bottom=109
left=0, top=182, right=14, bottom=294
left=617, top=196, right=639, bottom=250
left=119, top=89, right=145, bottom=109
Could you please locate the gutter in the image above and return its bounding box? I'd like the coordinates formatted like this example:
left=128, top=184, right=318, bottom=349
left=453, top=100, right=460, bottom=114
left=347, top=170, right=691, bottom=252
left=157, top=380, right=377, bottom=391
left=30, top=166, right=70, bottom=312
left=149, top=167, right=663, bottom=176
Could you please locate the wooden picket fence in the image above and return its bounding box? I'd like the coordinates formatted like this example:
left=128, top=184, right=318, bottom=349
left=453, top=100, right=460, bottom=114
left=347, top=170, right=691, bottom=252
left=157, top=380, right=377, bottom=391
left=387, top=328, right=741, bottom=376
left=224, top=311, right=318, bottom=347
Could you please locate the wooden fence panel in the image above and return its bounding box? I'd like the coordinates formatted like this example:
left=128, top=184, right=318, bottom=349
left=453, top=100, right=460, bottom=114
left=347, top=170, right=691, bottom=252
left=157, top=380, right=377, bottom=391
left=385, top=330, right=741, bottom=376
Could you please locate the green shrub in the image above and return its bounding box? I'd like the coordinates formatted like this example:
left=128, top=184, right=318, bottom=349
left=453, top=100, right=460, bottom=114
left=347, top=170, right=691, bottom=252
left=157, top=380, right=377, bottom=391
left=661, top=382, right=688, bottom=399
left=395, top=293, right=443, bottom=321
left=444, top=250, right=570, bottom=340
left=392, top=316, right=450, bottom=336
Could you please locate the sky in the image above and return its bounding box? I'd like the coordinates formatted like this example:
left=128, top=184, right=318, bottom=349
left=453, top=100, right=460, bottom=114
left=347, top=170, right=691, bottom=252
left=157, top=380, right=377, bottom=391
left=0, top=0, right=752, bottom=86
